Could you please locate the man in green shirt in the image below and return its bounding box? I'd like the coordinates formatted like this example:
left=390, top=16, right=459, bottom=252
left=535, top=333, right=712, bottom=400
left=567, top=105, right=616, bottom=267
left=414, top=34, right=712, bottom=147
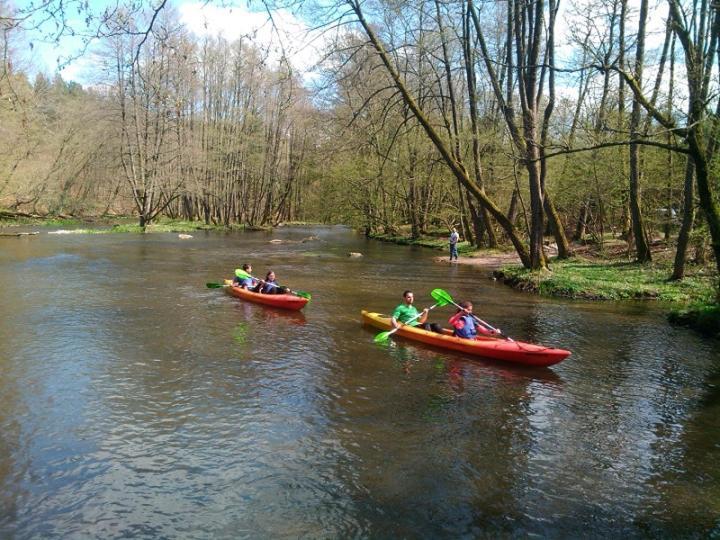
left=391, top=290, right=443, bottom=333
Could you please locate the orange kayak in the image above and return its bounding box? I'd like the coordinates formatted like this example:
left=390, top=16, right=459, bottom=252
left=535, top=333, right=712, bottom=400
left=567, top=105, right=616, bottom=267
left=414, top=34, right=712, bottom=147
left=362, top=310, right=570, bottom=367
left=224, top=280, right=308, bottom=311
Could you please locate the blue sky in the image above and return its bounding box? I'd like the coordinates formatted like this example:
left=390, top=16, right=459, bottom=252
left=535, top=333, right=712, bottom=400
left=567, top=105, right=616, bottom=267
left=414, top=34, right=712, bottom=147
left=15, top=0, right=672, bottom=99
left=14, top=0, right=323, bottom=84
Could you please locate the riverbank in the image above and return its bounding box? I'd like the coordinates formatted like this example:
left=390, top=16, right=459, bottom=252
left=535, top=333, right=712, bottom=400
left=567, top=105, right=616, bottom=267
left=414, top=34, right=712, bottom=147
left=0, top=213, right=257, bottom=233
left=371, top=231, right=719, bottom=337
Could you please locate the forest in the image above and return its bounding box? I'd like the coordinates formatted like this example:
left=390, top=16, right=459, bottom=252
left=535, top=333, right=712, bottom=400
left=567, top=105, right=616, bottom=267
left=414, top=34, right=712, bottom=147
left=1, top=0, right=719, bottom=305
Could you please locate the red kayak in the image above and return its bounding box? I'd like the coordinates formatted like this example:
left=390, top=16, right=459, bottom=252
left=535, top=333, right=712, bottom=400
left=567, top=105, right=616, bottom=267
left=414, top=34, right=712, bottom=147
left=224, top=280, right=308, bottom=311
left=362, top=310, right=570, bottom=367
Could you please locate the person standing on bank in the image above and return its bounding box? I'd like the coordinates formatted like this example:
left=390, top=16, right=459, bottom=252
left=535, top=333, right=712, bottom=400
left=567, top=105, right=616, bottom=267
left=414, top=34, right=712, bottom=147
left=449, top=227, right=460, bottom=261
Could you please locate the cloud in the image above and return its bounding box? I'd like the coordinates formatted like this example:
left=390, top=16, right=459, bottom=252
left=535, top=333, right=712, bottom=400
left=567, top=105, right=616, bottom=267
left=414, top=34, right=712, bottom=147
left=178, top=2, right=323, bottom=75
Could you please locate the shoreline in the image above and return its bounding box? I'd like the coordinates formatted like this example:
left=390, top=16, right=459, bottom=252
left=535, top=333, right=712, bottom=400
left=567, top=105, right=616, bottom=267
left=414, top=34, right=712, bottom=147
left=432, top=252, right=522, bottom=270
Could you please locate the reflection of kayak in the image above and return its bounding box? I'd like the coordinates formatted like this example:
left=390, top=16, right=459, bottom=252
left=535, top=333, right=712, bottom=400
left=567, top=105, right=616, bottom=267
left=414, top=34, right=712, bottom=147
left=361, top=310, right=571, bottom=367
left=224, top=280, right=308, bottom=311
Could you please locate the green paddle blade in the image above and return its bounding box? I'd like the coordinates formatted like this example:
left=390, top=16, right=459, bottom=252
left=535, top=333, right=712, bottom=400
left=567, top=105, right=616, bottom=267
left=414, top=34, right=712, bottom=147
left=206, top=282, right=225, bottom=288
left=374, top=331, right=392, bottom=343
left=235, top=268, right=251, bottom=278
left=430, top=288, right=453, bottom=306
left=294, top=291, right=312, bottom=300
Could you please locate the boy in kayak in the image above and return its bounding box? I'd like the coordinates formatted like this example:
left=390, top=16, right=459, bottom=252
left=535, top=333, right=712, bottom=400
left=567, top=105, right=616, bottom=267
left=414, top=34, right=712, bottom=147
left=255, top=270, right=290, bottom=295
left=391, top=290, right=443, bottom=333
left=448, top=301, right=501, bottom=339
left=233, top=264, right=259, bottom=289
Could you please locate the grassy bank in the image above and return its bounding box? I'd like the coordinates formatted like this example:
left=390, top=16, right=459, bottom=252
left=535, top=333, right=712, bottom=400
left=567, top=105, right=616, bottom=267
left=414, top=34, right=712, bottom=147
left=0, top=213, right=253, bottom=233
left=668, top=304, right=720, bottom=337
left=495, top=257, right=719, bottom=337
left=109, top=219, right=243, bottom=233
left=494, top=258, right=716, bottom=302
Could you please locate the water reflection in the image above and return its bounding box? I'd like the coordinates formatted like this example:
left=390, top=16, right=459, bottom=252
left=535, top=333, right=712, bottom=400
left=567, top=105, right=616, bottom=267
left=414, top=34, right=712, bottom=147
left=1, top=226, right=719, bottom=537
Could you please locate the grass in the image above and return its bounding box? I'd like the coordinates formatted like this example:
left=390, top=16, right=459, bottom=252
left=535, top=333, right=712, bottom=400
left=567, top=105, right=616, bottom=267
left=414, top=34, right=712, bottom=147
left=669, top=303, right=720, bottom=337
left=108, top=219, right=232, bottom=233
left=0, top=213, right=243, bottom=233
left=497, top=255, right=719, bottom=337
left=496, top=257, right=717, bottom=303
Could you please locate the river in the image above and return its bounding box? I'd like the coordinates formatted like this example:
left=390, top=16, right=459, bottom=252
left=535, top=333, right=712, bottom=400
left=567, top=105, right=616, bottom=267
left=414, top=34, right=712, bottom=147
left=1, top=225, right=718, bottom=537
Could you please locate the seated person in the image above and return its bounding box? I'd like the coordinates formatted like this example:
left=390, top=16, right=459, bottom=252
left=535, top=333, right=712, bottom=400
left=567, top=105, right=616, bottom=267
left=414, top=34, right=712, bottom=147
left=448, top=301, right=501, bottom=339
left=232, top=263, right=259, bottom=289
left=391, top=290, right=443, bottom=333
left=255, top=270, right=290, bottom=294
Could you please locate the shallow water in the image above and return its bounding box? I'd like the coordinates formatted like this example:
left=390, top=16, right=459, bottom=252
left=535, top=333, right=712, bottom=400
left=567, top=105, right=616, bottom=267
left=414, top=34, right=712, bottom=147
left=1, top=226, right=718, bottom=537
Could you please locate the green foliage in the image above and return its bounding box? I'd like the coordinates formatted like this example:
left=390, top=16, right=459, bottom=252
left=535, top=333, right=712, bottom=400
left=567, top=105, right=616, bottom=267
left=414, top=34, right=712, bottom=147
left=110, top=219, right=230, bottom=233
left=497, top=258, right=717, bottom=303
left=669, top=304, right=720, bottom=338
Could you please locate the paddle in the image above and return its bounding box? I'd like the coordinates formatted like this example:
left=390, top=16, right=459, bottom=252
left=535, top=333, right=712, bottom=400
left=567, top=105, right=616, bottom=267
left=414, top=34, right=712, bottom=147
left=234, top=269, right=312, bottom=300
left=430, top=288, right=515, bottom=342
left=373, top=295, right=450, bottom=343
left=206, top=282, right=227, bottom=289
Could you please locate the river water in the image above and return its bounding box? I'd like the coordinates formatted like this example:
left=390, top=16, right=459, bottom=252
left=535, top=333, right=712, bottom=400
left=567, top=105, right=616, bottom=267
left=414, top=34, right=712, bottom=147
left=1, top=225, right=718, bottom=538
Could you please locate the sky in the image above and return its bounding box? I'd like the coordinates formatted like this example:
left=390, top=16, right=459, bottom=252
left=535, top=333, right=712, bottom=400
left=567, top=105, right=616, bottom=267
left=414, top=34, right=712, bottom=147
left=15, top=0, right=673, bottom=93
left=16, top=0, right=323, bottom=84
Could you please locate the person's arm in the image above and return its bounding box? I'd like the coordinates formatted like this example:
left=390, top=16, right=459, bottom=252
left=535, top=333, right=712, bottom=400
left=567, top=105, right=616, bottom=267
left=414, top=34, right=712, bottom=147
left=476, top=323, right=501, bottom=336
left=391, top=306, right=401, bottom=328
left=448, top=312, right=466, bottom=330
left=418, top=308, right=429, bottom=324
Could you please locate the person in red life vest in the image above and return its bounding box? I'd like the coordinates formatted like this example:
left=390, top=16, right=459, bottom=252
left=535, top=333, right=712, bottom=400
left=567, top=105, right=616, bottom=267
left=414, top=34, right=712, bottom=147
left=448, top=301, right=501, bottom=339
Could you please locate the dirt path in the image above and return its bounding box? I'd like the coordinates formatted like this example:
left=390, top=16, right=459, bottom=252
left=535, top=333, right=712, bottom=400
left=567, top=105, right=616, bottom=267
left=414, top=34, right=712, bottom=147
left=433, top=251, right=522, bottom=269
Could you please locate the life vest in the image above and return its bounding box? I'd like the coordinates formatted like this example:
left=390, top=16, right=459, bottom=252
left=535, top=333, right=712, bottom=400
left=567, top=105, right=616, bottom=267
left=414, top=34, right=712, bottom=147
left=454, top=314, right=477, bottom=339
left=239, top=277, right=257, bottom=288
left=260, top=279, right=279, bottom=294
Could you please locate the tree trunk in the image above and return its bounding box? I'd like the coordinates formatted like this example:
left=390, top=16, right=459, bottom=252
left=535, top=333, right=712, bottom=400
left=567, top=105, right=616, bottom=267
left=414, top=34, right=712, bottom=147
left=671, top=156, right=695, bottom=280
left=628, top=0, right=652, bottom=262
left=349, top=0, right=532, bottom=267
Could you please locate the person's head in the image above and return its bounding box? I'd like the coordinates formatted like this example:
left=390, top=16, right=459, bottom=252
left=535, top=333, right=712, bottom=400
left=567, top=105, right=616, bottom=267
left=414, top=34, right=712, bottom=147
left=242, top=263, right=252, bottom=272
left=452, top=227, right=457, bottom=233
left=266, top=271, right=276, bottom=281
left=402, top=290, right=414, bottom=304
left=458, top=301, right=472, bottom=313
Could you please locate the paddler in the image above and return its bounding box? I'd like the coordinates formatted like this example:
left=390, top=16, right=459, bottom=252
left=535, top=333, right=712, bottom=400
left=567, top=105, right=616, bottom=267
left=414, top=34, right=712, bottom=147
left=232, top=264, right=259, bottom=289
left=448, top=301, right=501, bottom=339
left=391, top=290, right=443, bottom=333
left=256, top=270, right=290, bottom=295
